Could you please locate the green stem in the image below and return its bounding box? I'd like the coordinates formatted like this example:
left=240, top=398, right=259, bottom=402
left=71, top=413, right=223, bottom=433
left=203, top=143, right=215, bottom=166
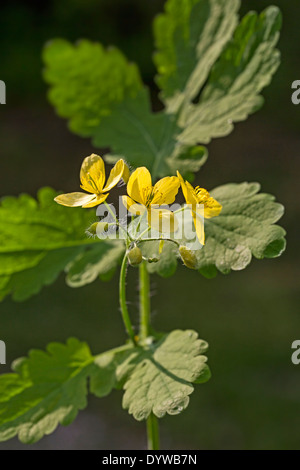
left=139, top=262, right=151, bottom=340
left=137, top=237, right=179, bottom=247
left=119, top=254, right=136, bottom=346
left=146, top=413, right=160, bottom=450
left=139, top=262, right=160, bottom=450
left=104, top=201, right=132, bottom=242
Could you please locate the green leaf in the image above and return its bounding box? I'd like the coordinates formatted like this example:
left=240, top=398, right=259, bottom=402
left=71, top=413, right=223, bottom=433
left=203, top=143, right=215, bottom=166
left=90, top=348, right=134, bottom=398
left=0, top=339, right=141, bottom=444
left=43, top=39, right=143, bottom=137
left=43, top=39, right=180, bottom=178
left=136, top=182, right=285, bottom=278
left=178, top=6, right=282, bottom=145
left=197, top=182, right=286, bottom=274
left=0, top=332, right=210, bottom=442
left=153, top=0, right=240, bottom=102
left=92, top=90, right=179, bottom=178
left=0, top=187, right=109, bottom=301
left=165, top=145, right=208, bottom=180
left=194, top=364, right=212, bottom=384
left=66, top=242, right=125, bottom=288
left=122, top=330, right=209, bottom=420
left=43, top=4, right=282, bottom=178
left=0, top=338, right=93, bottom=444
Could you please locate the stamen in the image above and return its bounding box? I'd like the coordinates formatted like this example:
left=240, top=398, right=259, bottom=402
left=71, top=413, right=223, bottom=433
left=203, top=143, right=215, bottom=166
left=195, top=186, right=210, bottom=203
left=144, top=188, right=155, bottom=207
left=87, top=173, right=99, bottom=193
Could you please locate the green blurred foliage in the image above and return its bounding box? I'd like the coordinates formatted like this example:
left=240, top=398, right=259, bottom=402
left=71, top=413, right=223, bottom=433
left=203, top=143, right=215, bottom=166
left=0, top=0, right=299, bottom=450
left=0, top=0, right=299, bottom=129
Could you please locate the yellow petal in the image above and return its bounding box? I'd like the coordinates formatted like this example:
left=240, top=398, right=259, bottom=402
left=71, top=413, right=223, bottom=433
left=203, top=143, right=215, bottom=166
left=177, top=171, right=198, bottom=205
left=204, top=197, right=223, bottom=219
left=192, top=211, right=205, bottom=245
left=54, top=192, right=97, bottom=207
left=122, top=196, right=147, bottom=216
left=103, top=159, right=130, bottom=192
left=152, top=176, right=180, bottom=205
left=127, top=167, right=152, bottom=205
left=121, top=161, right=130, bottom=183
left=82, top=193, right=109, bottom=208
left=147, top=207, right=178, bottom=233
left=80, top=154, right=105, bottom=194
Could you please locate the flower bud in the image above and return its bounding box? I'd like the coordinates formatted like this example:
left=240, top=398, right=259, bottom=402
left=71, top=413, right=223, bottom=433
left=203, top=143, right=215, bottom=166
left=127, top=246, right=143, bottom=266
left=86, top=221, right=109, bottom=237
left=179, top=246, right=198, bottom=270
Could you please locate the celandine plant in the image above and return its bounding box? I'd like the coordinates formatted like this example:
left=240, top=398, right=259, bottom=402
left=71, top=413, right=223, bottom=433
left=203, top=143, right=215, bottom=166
left=0, top=0, right=286, bottom=450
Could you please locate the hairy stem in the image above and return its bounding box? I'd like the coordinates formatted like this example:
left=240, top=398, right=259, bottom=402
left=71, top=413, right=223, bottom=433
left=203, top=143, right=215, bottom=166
left=104, top=201, right=131, bottom=242
left=139, top=262, right=151, bottom=340
left=146, top=413, right=160, bottom=451
left=139, top=262, right=160, bottom=450
left=119, top=254, right=136, bottom=346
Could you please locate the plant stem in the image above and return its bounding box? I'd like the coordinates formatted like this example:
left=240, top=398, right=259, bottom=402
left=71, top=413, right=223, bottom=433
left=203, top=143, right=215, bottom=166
left=139, top=262, right=160, bottom=450
left=146, top=413, right=160, bottom=450
left=137, top=237, right=179, bottom=247
left=104, top=201, right=131, bottom=242
left=139, top=261, right=151, bottom=340
left=119, top=254, right=136, bottom=346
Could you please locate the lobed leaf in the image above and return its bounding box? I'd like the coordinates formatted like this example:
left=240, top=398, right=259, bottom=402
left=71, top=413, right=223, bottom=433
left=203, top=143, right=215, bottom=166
left=197, top=182, right=286, bottom=275
left=43, top=2, right=282, bottom=178
left=154, top=0, right=240, bottom=103
left=122, top=330, right=210, bottom=420
left=0, top=331, right=210, bottom=441
left=0, top=188, right=114, bottom=301
left=0, top=338, right=93, bottom=444
left=66, top=242, right=125, bottom=288
left=138, top=183, right=286, bottom=278
left=177, top=6, right=282, bottom=144
left=43, top=39, right=180, bottom=178
left=43, top=39, right=143, bottom=137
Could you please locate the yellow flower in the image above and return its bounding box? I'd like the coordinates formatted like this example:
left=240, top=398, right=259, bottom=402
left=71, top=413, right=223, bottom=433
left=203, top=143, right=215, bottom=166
left=122, top=167, right=180, bottom=232
left=54, top=154, right=130, bottom=208
left=177, top=171, right=222, bottom=245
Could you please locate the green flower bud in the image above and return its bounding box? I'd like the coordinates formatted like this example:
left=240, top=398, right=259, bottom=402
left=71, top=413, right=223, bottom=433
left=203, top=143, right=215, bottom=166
left=86, top=222, right=109, bottom=237
left=179, top=246, right=198, bottom=270
left=127, top=246, right=143, bottom=266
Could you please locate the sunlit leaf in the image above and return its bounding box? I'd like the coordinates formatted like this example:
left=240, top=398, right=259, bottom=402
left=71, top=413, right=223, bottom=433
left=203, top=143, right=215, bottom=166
left=197, top=182, right=286, bottom=274
left=154, top=0, right=240, bottom=103
left=0, top=339, right=93, bottom=444
left=122, top=330, right=210, bottom=420
left=0, top=188, right=110, bottom=301
left=177, top=6, right=282, bottom=144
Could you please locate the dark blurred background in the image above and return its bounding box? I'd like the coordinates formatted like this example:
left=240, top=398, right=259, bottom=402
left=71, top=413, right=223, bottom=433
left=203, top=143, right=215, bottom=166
left=0, top=0, right=299, bottom=450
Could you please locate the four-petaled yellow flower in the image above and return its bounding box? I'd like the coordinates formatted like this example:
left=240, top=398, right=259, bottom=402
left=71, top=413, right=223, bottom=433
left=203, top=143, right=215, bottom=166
left=54, top=154, right=222, bottom=245
left=122, top=167, right=180, bottom=232
left=177, top=171, right=222, bottom=245
left=54, top=154, right=130, bottom=208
